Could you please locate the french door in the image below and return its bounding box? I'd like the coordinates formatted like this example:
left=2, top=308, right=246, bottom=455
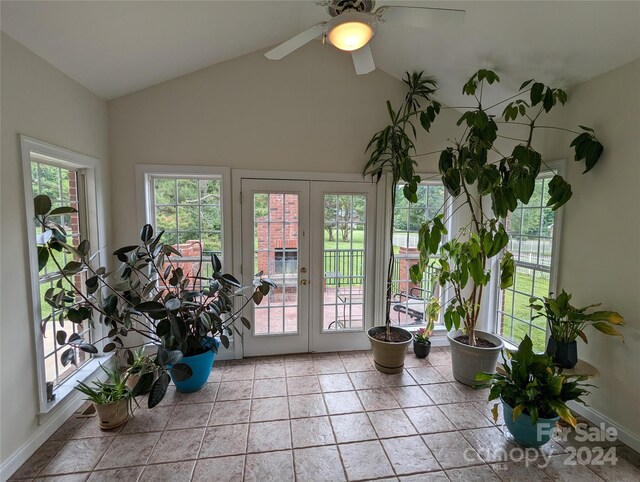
left=241, top=178, right=377, bottom=356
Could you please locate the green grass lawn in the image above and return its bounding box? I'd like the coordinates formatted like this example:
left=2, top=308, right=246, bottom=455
left=500, top=269, right=550, bottom=352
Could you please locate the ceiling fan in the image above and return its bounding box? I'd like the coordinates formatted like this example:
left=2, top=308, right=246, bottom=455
left=265, top=0, right=466, bottom=75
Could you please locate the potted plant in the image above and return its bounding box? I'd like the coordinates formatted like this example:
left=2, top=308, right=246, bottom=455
left=34, top=194, right=272, bottom=407
left=75, top=365, right=133, bottom=430
left=476, top=335, right=591, bottom=447
left=530, top=290, right=624, bottom=368
left=412, top=69, right=605, bottom=385
left=413, top=319, right=434, bottom=358
left=124, top=347, right=155, bottom=392
left=363, top=71, right=441, bottom=373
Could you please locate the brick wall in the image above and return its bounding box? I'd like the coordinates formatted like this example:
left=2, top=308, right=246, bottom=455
left=396, top=246, right=420, bottom=296
left=256, top=195, right=299, bottom=275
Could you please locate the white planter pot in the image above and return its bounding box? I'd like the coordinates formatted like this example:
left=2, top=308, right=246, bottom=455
left=447, top=330, right=504, bottom=386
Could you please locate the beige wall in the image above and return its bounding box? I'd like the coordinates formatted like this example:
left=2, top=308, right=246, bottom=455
left=0, top=32, right=110, bottom=465
left=107, top=42, right=460, bottom=247
left=543, top=59, right=640, bottom=441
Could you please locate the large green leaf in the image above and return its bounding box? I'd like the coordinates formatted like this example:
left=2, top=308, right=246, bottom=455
left=148, top=373, right=170, bottom=408
left=33, top=195, right=52, bottom=215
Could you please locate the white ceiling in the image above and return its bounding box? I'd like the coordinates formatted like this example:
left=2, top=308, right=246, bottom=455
left=2, top=1, right=639, bottom=105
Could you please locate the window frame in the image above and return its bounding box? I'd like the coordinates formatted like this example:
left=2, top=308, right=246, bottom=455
left=375, top=174, right=452, bottom=333
left=490, top=160, right=565, bottom=350
left=21, top=135, right=108, bottom=414
left=135, top=165, right=234, bottom=355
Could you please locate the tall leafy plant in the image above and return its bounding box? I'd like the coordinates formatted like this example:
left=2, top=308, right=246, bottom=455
left=363, top=72, right=440, bottom=341
left=412, top=69, right=604, bottom=346
left=34, top=194, right=271, bottom=406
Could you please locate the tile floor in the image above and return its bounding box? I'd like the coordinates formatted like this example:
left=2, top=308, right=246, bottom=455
left=10, top=347, right=640, bottom=481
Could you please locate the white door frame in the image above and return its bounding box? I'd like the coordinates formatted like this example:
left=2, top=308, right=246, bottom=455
left=310, top=181, right=377, bottom=351
left=232, top=170, right=384, bottom=357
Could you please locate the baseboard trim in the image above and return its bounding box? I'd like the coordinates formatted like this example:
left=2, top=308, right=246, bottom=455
left=0, top=391, right=86, bottom=482
left=568, top=401, right=640, bottom=453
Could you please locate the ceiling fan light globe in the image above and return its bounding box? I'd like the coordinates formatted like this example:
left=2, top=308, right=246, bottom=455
left=328, top=21, right=374, bottom=51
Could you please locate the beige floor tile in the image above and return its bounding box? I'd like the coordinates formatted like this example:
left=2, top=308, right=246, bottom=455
left=348, top=370, right=387, bottom=390
left=461, top=427, right=518, bottom=463
left=426, top=351, right=452, bottom=366
left=209, top=399, right=251, bottom=426
left=47, top=417, right=86, bottom=442
left=381, top=435, right=440, bottom=475
left=85, top=467, right=143, bottom=482
left=177, top=383, right=219, bottom=404
left=34, top=473, right=90, bottom=481
left=379, top=370, right=418, bottom=387
left=318, top=373, right=355, bottom=392
left=285, top=361, right=316, bottom=377
left=324, top=391, right=364, bottom=415
left=192, top=455, right=245, bottom=482
left=288, top=394, right=327, bottom=418
left=10, top=440, right=65, bottom=479
left=216, top=381, right=252, bottom=401
left=341, top=356, right=375, bottom=372
left=254, top=363, right=286, bottom=379
left=138, top=461, right=195, bottom=481
left=330, top=413, right=378, bottom=444
left=399, top=471, right=449, bottom=481
left=165, top=403, right=212, bottom=430
left=247, top=420, right=291, bottom=452
left=422, top=431, right=483, bottom=469
left=245, top=450, right=294, bottom=482
left=356, top=389, right=400, bottom=411
left=407, top=367, right=446, bottom=385
left=440, top=403, right=493, bottom=430
left=147, top=428, right=204, bottom=464
left=404, top=406, right=456, bottom=434
left=286, top=375, right=321, bottom=395
left=588, top=455, right=640, bottom=481
left=120, top=406, right=174, bottom=434
left=222, top=364, right=255, bottom=381
left=94, top=433, right=159, bottom=470
left=198, top=424, right=248, bottom=458
left=313, top=359, right=346, bottom=375
left=339, top=440, right=395, bottom=480
left=618, top=444, right=640, bottom=469
left=447, top=465, right=501, bottom=481
left=389, top=386, right=434, bottom=408
left=490, top=461, right=553, bottom=481
left=543, top=454, right=604, bottom=481
left=423, top=383, right=469, bottom=404
left=368, top=409, right=417, bottom=438
left=40, top=438, right=114, bottom=475
left=294, top=445, right=347, bottom=482
left=291, top=417, right=335, bottom=448
left=250, top=396, right=289, bottom=422
left=71, top=420, right=122, bottom=439
left=252, top=377, right=287, bottom=398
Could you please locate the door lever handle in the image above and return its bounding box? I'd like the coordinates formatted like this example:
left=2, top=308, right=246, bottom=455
left=300, top=279, right=309, bottom=285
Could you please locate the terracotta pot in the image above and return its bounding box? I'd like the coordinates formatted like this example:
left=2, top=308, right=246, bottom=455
left=95, top=399, right=129, bottom=430
left=448, top=330, right=504, bottom=386
left=367, top=326, right=412, bottom=374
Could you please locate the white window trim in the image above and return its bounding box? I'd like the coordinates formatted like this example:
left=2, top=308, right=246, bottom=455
left=486, top=159, right=565, bottom=346
left=135, top=164, right=235, bottom=358
left=20, top=135, right=109, bottom=416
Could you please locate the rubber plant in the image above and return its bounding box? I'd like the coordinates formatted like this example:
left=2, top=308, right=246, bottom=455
left=363, top=71, right=441, bottom=341
left=411, top=69, right=605, bottom=346
left=33, top=194, right=273, bottom=406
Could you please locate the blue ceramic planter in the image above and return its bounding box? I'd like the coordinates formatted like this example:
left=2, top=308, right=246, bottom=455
left=502, top=399, right=559, bottom=447
left=170, top=338, right=219, bottom=393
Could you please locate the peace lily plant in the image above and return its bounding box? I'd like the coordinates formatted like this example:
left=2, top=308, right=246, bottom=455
left=409, top=69, right=605, bottom=384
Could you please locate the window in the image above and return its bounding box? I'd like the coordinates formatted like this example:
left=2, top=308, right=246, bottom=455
left=22, top=136, right=104, bottom=412
left=274, top=248, right=298, bottom=274
left=149, top=175, right=224, bottom=278
left=391, top=182, right=446, bottom=327
left=497, top=171, right=560, bottom=351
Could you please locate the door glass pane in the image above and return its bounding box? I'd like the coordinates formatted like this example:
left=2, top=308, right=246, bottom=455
left=323, top=194, right=366, bottom=331
left=253, top=193, right=299, bottom=335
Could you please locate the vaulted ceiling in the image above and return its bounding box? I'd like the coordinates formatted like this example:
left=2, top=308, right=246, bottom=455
left=2, top=1, right=639, bottom=106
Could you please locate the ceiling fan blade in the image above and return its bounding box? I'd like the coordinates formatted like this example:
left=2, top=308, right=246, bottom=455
left=377, top=5, right=466, bottom=29
left=265, top=23, right=327, bottom=60
left=351, top=43, right=375, bottom=75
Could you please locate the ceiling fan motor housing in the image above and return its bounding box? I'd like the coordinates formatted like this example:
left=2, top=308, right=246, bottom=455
left=327, top=0, right=376, bottom=17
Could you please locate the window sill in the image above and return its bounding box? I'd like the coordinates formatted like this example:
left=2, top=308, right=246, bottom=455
left=38, top=354, right=113, bottom=419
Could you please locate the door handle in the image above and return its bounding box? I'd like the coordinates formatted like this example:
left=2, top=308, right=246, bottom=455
left=300, top=279, right=309, bottom=285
